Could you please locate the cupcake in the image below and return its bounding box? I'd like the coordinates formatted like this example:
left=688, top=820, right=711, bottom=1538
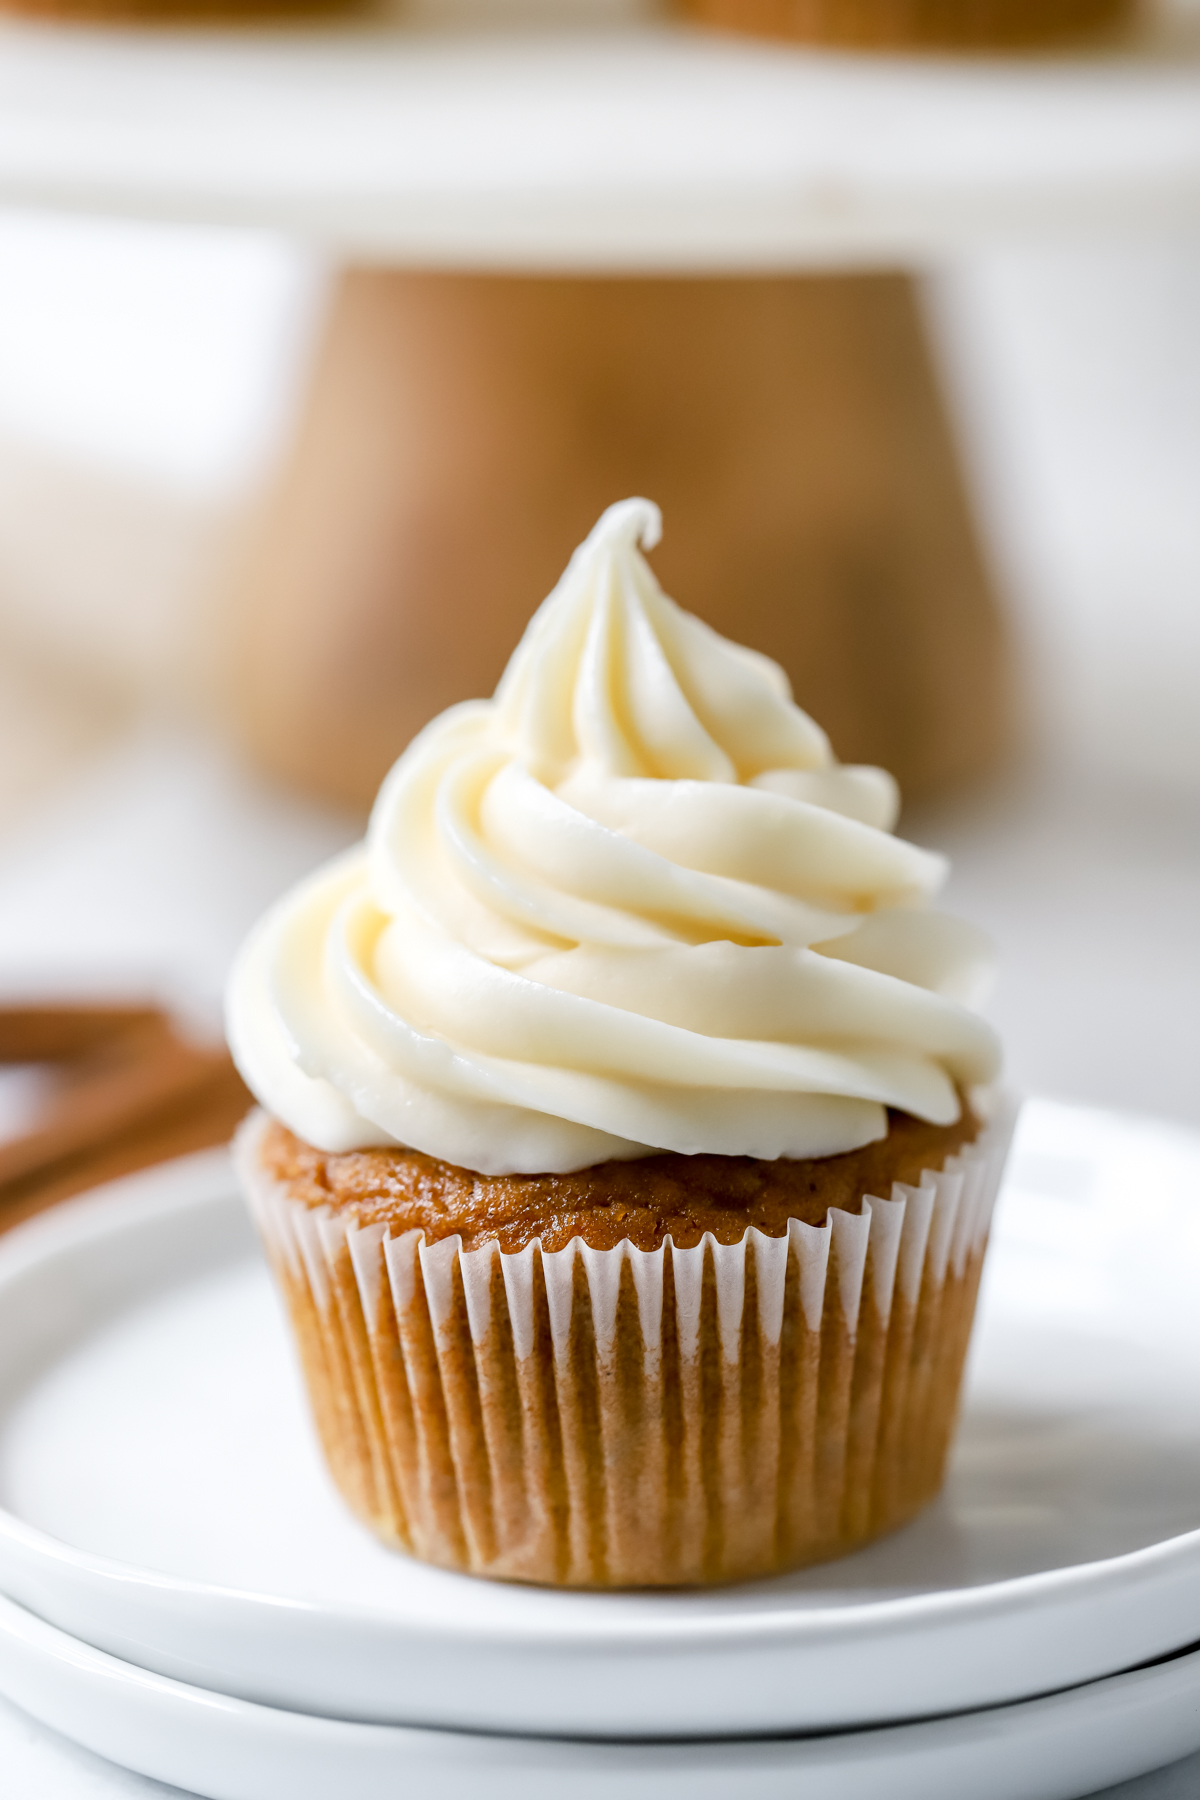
left=228, top=498, right=1009, bottom=1587
left=677, top=0, right=1133, bottom=50
left=1, top=0, right=356, bottom=20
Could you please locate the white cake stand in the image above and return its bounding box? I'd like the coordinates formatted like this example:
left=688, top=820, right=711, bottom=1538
left=3, top=1, right=1198, bottom=814
left=0, top=1, right=1198, bottom=265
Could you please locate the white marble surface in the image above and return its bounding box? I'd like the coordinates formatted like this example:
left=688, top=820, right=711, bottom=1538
left=1, top=723, right=1196, bottom=1132
left=910, top=766, right=1200, bottom=1132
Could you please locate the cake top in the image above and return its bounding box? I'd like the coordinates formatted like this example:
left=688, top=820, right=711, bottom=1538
left=227, top=499, right=1000, bottom=1175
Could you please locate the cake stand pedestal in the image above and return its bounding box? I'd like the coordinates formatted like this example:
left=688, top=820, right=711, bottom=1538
left=1, top=3, right=1197, bottom=806
left=229, top=266, right=1006, bottom=806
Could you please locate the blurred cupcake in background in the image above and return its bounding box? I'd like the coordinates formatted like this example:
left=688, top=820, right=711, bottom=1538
left=678, top=0, right=1134, bottom=49
left=0, top=0, right=359, bottom=20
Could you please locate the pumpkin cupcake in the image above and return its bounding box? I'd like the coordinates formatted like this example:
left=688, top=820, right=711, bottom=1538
left=228, top=498, right=1009, bottom=1587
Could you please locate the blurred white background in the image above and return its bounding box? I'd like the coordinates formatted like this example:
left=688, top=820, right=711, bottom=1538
left=0, top=206, right=1196, bottom=1120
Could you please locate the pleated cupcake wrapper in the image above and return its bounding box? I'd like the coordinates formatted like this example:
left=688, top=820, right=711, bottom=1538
left=237, top=1105, right=1014, bottom=1587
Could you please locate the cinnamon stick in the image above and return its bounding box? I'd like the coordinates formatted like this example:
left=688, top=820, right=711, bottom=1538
left=0, top=1004, right=161, bottom=1064
left=0, top=1005, right=251, bottom=1234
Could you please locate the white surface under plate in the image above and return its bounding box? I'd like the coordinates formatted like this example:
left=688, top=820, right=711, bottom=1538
left=1, top=1097, right=1200, bottom=1740
left=1, top=4, right=1200, bottom=268
left=2, top=1589, right=1200, bottom=1800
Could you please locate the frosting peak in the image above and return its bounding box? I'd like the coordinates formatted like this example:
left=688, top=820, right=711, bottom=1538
left=494, top=497, right=832, bottom=790
left=227, top=502, right=1000, bottom=1174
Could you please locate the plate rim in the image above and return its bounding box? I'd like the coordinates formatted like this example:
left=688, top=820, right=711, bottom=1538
left=3, top=1125, right=1200, bottom=1742
left=3, top=1140, right=1200, bottom=1647
left=2, top=1583, right=1200, bottom=1783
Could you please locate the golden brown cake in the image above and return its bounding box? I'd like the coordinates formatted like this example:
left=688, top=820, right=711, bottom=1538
left=228, top=498, right=1010, bottom=1587
left=678, top=0, right=1133, bottom=49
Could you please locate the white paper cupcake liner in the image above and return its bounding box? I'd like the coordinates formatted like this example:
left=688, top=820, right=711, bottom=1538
left=236, top=1103, right=1014, bottom=1587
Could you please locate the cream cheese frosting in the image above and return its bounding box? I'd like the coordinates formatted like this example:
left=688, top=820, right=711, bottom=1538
left=227, top=498, right=1000, bottom=1175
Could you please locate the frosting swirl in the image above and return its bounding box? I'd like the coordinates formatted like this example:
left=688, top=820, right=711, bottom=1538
left=227, top=499, right=1000, bottom=1174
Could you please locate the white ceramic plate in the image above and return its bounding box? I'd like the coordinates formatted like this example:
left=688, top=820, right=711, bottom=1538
left=2, top=1587, right=1200, bottom=1800
left=1, top=1099, right=1200, bottom=1741
left=0, top=8, right=1199, bottom=268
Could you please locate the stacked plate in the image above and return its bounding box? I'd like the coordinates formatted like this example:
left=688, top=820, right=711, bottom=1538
left=1, top=1098, right=1200, bottom=1800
